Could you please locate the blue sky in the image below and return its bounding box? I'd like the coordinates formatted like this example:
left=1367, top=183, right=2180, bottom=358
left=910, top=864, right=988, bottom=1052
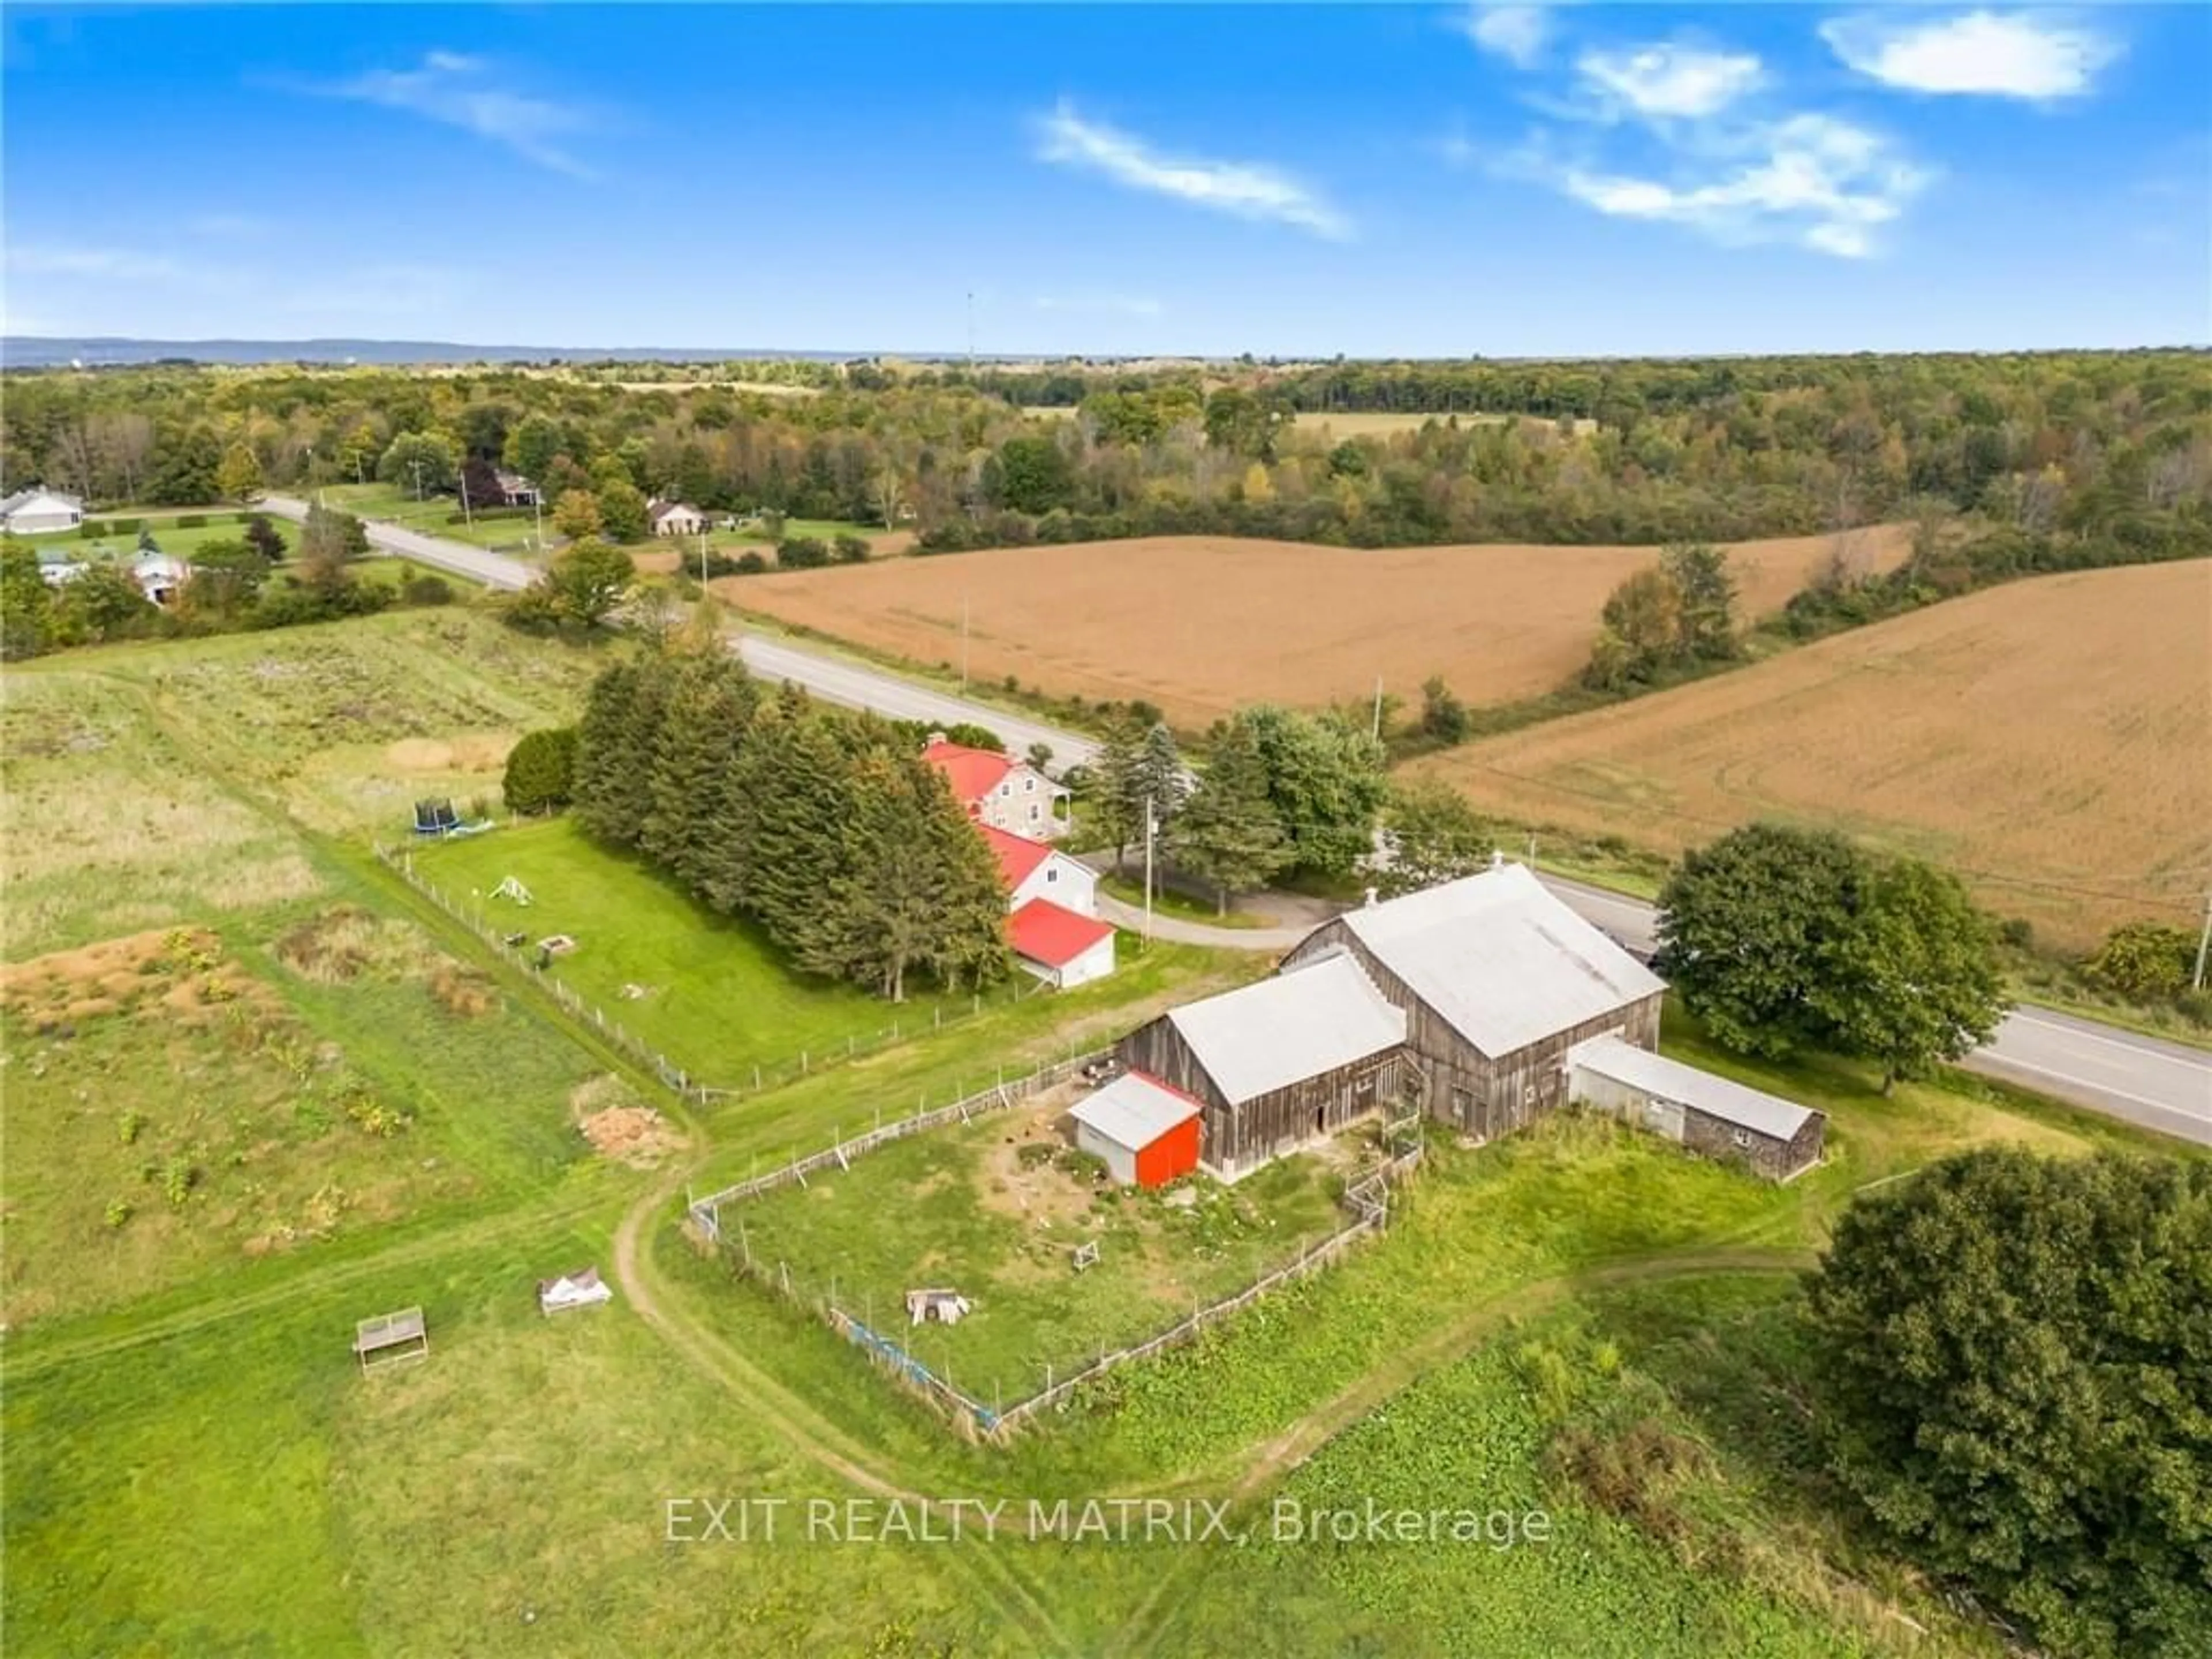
left=3, top=4, right=2206, bottom=354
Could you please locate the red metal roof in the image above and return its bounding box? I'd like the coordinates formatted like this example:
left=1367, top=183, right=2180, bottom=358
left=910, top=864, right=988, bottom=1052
left=978, top=823, right=1053, bottom=891
left=922, top=740, right=1013, bottom=805
left=1007, top=899, right=1115, bottom=969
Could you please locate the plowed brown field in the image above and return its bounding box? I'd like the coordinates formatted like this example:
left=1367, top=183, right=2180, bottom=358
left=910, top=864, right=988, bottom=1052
left=728, top=526, right=1908, bottom=727
left=1415, top=559, right=2212, bottom=948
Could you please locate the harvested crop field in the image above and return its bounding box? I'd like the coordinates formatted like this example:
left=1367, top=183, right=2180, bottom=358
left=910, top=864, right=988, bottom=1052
left=1417, top=560, right=2212, bottom=949
left=729, top=526, right=1907, bottom=727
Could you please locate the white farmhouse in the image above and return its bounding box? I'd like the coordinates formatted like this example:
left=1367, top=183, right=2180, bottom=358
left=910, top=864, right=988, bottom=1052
left=1, top=488, right=86, bottom=535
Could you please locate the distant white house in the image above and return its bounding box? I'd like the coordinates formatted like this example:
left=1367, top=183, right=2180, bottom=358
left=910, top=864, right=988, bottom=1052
left=648, top=499, right=709, bottom=537
left=35, top=546, right=87, bottom=586
left=132, top=552, right=191, bottom=606
left=493, top=469, right=540, bottom=507
left=1, top=487, right=85, bottom=535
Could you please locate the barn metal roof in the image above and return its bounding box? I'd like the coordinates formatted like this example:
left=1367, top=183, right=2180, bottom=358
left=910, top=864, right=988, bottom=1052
left=1336, top=863, right=1664, bottom=1058
left=1166, top=954, right=1406, bottom=1107
left=1568, top=1035, right=1818, bottom=1141
left=1069, top=1071, right=1203, bottom=1151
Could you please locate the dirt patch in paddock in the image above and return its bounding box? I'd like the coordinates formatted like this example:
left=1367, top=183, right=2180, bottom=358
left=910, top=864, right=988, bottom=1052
left=570, top=1074, right=683, bottom=1166
left=972, top=1086, right=1101, bottom=1231
left=0, top=927, right=266, bottom=1028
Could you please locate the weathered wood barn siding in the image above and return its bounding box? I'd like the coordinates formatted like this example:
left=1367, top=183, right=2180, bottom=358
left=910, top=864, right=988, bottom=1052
left=1281, top=924, right=1662, bottom=1142
left=1681, top=1104, right=1825, bottom=1181
left=1115, top=1018, right=1408, bottom=1177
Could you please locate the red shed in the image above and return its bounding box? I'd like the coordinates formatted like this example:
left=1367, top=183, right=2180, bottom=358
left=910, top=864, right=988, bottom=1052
left=1067, top=1071, right=1203, bottom=1188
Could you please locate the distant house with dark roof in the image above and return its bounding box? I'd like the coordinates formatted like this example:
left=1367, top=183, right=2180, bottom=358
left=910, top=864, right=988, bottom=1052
left=923, top=736, right=1069, bottom=840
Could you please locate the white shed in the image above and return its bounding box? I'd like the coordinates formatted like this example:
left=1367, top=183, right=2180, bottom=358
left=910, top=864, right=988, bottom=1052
left=1, top=488, right=86, bottom=536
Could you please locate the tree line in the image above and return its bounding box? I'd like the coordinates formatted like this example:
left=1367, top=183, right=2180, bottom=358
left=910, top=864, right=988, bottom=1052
left=0, top=503, right=449, bottom=661
left=552, top=642, right=1010, bottom=1001
left=5, top=350, right=2203, bottom=563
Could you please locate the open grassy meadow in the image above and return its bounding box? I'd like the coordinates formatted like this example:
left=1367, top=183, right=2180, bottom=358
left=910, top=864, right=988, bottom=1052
left=730, top=526, right=1910, bottom=728
left=2, top=607, right=607, bottom=957
left=1417, top=559, right=2212, bottom=949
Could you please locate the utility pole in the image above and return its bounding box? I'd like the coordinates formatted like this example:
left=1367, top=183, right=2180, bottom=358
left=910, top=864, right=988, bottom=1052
left=2194, top=893, right=2211, bottom=992
left=1370, top=674, right=1384, bottom=742
left=699, top=529, right=709, bottom=587
left=532, top=486, right=544, bottom=553
left=960, top=595, right=970, bottom=693
left=1143, top=800, right=1157, bottom=945
left=458, top=464, right=474, bottom=529
left=966, top=291, right=975, bottom=370
left=409, top=457, right=426, bottom=502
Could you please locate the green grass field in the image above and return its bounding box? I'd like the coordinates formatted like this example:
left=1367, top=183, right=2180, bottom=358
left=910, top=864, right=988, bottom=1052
left=734, top=1103, right=1347, bottom=1401
left=5, top=601, right=2201, bottom=1656
left=411, top=816, right=1046, bottom=1088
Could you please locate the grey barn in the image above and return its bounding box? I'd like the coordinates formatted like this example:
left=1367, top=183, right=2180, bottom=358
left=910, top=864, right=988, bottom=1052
left=1281, top=863, right=1665, bottom=1143
left=1116, top=953, right=1410, bottom=1179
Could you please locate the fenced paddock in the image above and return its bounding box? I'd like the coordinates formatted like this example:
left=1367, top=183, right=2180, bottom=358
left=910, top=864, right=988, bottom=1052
left=374, top=840, right=1048, bottom=1107
left=693, top=1065, right=1426, bottom=1440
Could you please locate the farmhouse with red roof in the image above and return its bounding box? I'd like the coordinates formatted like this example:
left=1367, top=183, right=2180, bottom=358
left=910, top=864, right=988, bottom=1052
left=971, top=823, right=1116, bottom=989
left=922, top=735, right=1070, bottom=840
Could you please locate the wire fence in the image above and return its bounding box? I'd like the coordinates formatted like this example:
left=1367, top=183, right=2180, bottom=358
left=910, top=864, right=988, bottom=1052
left=698, top=1072, right=1427, bottom=1440
left=373, top=838, right=1052, bottom=1106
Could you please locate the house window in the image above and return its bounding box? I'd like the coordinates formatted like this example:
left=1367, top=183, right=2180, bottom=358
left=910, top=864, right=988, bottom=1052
left=1046, top=866, right=1057, bottom=882
left=1730, top=1128, right=1753, bottom=1149
left=998, top=783, right=1010, bottom=798
left=1522, top=1085, right=1537, bottom=1106
left=1029, top=805, right=1041, bottom=823
left=1025, top=778, right=1036, bottom=793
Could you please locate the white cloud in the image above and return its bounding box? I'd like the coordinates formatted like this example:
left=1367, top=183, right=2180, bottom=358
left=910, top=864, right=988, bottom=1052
left=1032, top=293, right=1164, bottom=318
left=1460, top=5, right=1553, bottom=69
left=1555, top=113, right=1932, bottom=257
left=1035, top=100, right=1352, bottom=239
left=307, top=52, right=596, bottom=176
left=1820, top=10, right=2120, bottom=100
left=5, top=245, right=187, bottom=281
left=1576, top=42, right=1766, bottom=119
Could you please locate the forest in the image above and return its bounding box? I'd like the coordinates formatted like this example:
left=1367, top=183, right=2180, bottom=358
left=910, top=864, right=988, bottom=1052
left=2, top=350, right=2206, bottom=555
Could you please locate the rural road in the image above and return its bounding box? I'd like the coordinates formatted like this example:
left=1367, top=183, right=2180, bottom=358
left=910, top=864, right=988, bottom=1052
left=262, top=498, right=2212, bottom=1146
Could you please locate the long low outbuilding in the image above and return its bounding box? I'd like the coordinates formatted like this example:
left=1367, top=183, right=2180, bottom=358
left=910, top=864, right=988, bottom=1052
left=1567, top=1035, right=1825, bottom=1181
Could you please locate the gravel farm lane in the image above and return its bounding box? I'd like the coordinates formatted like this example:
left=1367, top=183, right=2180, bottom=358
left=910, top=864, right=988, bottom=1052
left=259, top=499, right=2212, bottom=1146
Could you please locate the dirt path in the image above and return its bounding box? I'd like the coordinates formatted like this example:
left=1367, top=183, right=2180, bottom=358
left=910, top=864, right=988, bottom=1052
left=1108, top=1247, right=1811, bottom=1658
left=608, top=1154, right=1082, bottom=1650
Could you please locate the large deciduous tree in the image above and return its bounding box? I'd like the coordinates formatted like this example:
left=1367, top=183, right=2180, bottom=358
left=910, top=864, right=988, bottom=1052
left=539, top=537, right=632, bottom=627
left=992, top=435, right=1074, bottom=513
left=1230, top=704, right=1388, bottom=878
left=1654, top=823, right=1866, bottom=1060
left=1813, top=855, right=2006, bottom=1092
left=376, top=430, right=459, bottom=495
left=1, top=544, right=54, bottom=660
left=1378, top=780, right=1495, bottom=897
left=1804, top=1149, right=2212, bottom=1659
left=215, top=441, right=264, bottom=503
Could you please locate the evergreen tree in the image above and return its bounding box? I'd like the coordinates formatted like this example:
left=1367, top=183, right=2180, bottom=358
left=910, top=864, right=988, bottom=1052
left=1, top=544, right=54, bottom=660
left=1091, top=716, right=1146, bottom=870
left=571, top=658, right=672, bottom=849
left=732, top=699, right=854, bottom=952
left=1133, top=721, right=1188, bottom=840
left=642, top=654, right=756, bottom=895
left=1171, top=719, right=1290, bottom=911
left=502, top=727, right=577, bottom=815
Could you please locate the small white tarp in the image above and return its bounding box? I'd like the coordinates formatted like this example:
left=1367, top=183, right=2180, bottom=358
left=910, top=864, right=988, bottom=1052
left=537, top=1267, right=615, bottom=1314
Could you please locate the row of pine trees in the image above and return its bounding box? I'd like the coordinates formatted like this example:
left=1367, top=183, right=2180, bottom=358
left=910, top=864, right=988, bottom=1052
left=570, top=647, right=1012, bottom=1001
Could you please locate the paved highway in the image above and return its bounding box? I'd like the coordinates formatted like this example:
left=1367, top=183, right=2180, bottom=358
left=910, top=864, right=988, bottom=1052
left=262, top=498, right=2212, bottom=1145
